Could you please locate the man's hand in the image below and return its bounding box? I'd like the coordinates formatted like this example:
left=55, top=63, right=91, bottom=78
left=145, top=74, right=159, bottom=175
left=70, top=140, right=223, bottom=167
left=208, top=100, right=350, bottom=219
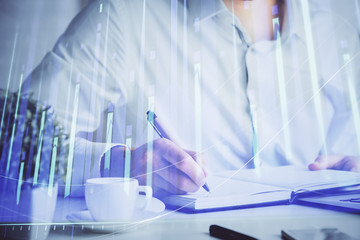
left=308, top=155, right=360, bottom=173
left=130, top=138, right=208, bottom=196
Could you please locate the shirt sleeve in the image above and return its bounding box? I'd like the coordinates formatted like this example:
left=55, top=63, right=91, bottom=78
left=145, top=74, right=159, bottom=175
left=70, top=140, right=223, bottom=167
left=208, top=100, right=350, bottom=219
left=21, top=0, right=130, bottom=197
left=318, top=13, right=360, bottom=157
left=22, top=0, right=128, bottom=133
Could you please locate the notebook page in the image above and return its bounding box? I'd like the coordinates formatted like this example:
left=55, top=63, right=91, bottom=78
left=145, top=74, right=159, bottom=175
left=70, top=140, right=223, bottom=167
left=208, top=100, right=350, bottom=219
left=216, top=166, right=360, bottom=192
left=164, top=176, right=291, bottom=210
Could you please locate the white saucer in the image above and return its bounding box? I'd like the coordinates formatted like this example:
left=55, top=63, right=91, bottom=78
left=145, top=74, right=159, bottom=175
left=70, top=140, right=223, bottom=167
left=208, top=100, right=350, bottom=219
left=66, top=197, right=165, bottom=233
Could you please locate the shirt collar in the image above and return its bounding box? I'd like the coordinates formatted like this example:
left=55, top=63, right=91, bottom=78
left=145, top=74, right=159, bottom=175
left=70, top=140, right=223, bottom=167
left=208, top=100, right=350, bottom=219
left=187, top=0, right=307, bottom=44
left=187, top=0, right=228, bottom=24
left=283, top=0, right=306, bottom=44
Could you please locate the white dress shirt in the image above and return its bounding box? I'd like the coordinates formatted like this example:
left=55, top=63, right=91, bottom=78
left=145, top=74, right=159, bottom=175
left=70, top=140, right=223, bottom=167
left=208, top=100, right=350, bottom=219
left=23, top=0, right=360, bottom=196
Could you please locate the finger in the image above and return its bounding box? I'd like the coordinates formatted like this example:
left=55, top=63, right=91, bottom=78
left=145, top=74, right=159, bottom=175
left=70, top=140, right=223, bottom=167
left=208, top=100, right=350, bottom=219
left=152, top=173, right=187, bottom=195
left=308, top=155, right=346, bottom=171
left=154, top=139, right=206, bottom=187
left=131, top=139, right=206, bottom=189
left=130, top=142, right=163, bottom=184
left=185, top=150, right=209, bottom=177
left=132, top=159, right=197, bottom=194
left=332, top=157, right=360, bottom=172
left=153, top=158, right=201, bottom=193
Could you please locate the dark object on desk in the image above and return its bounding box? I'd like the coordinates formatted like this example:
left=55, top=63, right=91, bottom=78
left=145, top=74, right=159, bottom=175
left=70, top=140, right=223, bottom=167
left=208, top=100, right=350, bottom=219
left=209, top=224, right=258, bottom=240
left=281, top=228, right=355, bottom=240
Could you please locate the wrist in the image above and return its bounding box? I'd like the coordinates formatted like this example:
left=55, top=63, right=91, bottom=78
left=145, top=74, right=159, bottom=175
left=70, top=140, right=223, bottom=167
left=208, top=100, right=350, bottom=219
left=99, top=144, right=128, bottom=177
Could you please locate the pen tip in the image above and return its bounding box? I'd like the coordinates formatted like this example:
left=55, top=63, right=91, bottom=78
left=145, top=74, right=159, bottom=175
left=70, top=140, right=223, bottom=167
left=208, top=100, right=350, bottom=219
left=203, top=183, right=210, bottom=192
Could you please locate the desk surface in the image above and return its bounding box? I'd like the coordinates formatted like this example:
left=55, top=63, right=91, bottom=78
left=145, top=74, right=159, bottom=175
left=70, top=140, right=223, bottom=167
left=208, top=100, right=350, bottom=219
left=41, top=197, right=360, bottom=239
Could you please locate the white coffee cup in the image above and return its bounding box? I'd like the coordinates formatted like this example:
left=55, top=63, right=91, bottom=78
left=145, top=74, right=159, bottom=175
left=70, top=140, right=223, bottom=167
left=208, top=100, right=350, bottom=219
left=85, top=177, right=153, bottom=222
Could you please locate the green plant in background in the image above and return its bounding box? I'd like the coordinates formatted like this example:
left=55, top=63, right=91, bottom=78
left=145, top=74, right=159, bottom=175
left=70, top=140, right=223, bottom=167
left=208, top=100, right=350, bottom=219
left=0, top=88, right=69, bottom=193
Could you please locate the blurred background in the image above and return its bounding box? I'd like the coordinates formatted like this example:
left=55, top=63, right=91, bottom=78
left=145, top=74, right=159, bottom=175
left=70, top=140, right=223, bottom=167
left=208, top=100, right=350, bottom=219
left=0, top=0, right=88, bottom=91
left=0, top=0, right=359, bottom=93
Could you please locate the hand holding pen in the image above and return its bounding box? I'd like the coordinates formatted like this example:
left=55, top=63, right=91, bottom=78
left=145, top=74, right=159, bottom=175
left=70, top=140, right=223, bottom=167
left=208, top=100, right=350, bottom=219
left=128, top=111, right=209, bottom=196
left=146, top=110, right=210, bottom=192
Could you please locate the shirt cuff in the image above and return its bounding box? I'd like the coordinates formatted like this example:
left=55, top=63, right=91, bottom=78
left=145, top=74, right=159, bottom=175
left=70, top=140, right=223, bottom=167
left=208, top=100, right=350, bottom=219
left=58, top=138, right=128, bottom=197
left=99, top=143, right=129, bottom=177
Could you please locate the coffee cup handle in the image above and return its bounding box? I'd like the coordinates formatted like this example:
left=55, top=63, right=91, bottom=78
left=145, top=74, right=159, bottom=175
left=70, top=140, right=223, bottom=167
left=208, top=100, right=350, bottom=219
left=137, top=186, right=153, bottom=210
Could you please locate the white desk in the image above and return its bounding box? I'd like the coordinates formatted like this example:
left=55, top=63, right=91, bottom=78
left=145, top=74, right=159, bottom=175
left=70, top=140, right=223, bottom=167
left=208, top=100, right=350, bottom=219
left=43, top=197, right=360, bottom=239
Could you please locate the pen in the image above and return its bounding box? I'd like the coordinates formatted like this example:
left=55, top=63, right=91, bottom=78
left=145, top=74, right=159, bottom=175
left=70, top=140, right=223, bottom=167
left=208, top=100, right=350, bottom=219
left=209, top=225, right=258, bottom=240
left=146, top=110, right=210, bottom=192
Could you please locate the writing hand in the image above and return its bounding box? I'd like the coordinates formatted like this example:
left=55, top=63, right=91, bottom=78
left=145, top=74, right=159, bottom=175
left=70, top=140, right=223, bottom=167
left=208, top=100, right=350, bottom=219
left=130, top=138, right=207, bottom=196
left=308, top=154, right=360, bottom=173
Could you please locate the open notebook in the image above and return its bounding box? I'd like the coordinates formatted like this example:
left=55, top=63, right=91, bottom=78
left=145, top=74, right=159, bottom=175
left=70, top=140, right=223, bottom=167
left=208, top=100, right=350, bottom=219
left=163, top=166, right=360, bottom=213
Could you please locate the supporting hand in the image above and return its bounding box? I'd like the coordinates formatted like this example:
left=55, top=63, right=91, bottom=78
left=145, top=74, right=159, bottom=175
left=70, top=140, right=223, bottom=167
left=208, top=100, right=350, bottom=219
left=308, top=155, right=360, bottom=173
